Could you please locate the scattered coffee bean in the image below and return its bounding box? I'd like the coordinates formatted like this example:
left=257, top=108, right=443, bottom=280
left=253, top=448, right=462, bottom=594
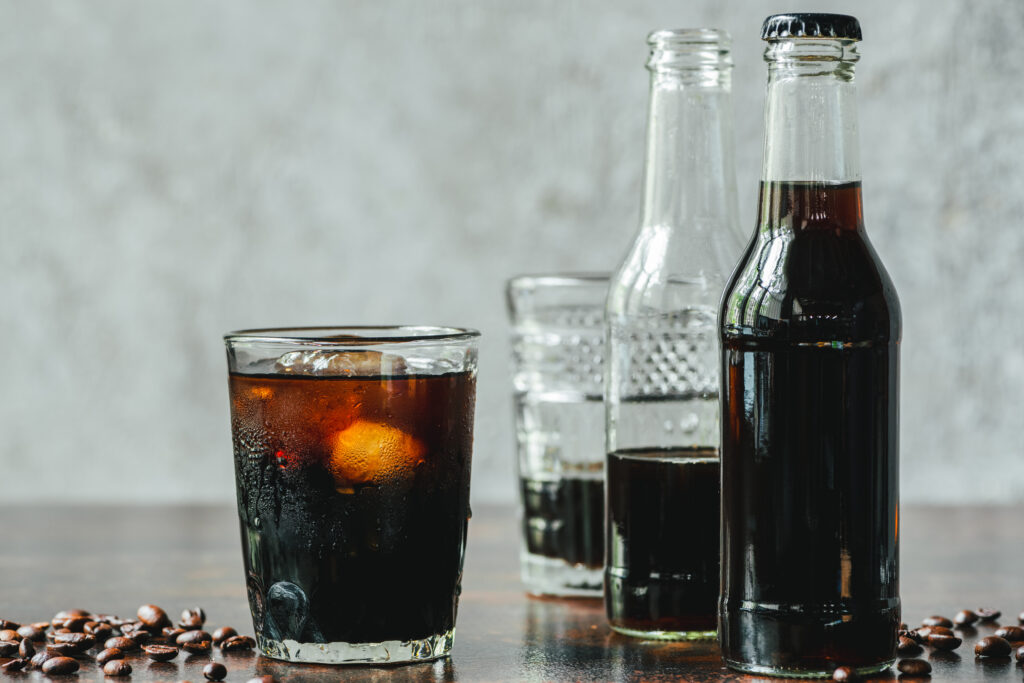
left=179, top=607, right=206, bottom=630
left=54, top=631, right=95, bottom=650
left=976, top=608, right=1001, bottom=622
left=212, top=626, right=237, bottom=644
left=927, top=633, right=961, bottom=651
left=896, top=658, right=931, bottom=676
left=131, top=629, right=154, bottom=645
left=118, top=620, right=141, bottom=634
left=1018, top=610, right=1024, bottom=624
left=18, top=637, right=35, bottom=657
left=42, top=656, right=80, bottom=675
left=178, top=630, right=212, bottom=645
left=53, top=609, right=90, bottom=620
left=63, top=616, right=89, bottom=632
left=0, top=628, right=22, bottom=641
left=1, top=658, right=27, bottom=672
left=1015, top=644, right=1024, bottom=662
left=30, top=651, right=53, bottom=667
left=954, top=609, right=978, bottom=626
left=994, top=625, right=1024, bottom=642
left=204, top=661, right=227, bottom=681
left=103, top=659, right=132, bottom=676
left=0, top=640, right=18, bottom=656
left=47, top=642, right=82, bottom=656
left=832, top=666, right=854, bottom=681
left=221, top=634, right=255, bottom=651
left=105, top=636, right=138, bottom=651
left=0, top=620, right=20, bottom=630
left=975, top=635, right=1011, bottom=657
left=182, top=639, right=212, bottom=654
left=17, top=624, right=46, bottom=642
left=96, top=647, right=124, bottom=664
left=921, top=615, right=952, bottom=628
left=85, top=621, right=113, bottom=640
left=31, top=621, right=51, bottom=631
left=143, top=643, right=179, bottom=661
left=247, top=677, right=278, bottom=683
left=164, top=626, right=187, bottom=640
left=897, top=635, right=923, bottom=656
left=137, top=604, right=170, bottom=629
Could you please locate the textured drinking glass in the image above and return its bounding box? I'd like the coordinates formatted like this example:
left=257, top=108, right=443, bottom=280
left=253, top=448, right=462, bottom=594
left=225, top=327, right=479, bottom=664
left=506, top=274, right=608, bottom=597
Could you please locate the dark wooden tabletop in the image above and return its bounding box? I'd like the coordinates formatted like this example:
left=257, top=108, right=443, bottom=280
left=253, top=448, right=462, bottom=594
left=1, top=503, right=1023, bottom=682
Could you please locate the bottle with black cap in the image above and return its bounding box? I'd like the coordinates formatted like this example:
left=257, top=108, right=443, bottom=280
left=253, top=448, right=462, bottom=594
left=719, top=14, right=901, bottom=677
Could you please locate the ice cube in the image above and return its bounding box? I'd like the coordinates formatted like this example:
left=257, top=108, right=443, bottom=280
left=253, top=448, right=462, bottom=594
left=327, top=419, right=425, bottom=490
left=275, top=350, right=406, bottom=376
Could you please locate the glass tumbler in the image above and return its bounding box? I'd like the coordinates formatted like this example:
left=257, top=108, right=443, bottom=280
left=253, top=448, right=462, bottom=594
left=506, top=274, right=609, bottom=597
left=225, top=326, right=479, bottom=664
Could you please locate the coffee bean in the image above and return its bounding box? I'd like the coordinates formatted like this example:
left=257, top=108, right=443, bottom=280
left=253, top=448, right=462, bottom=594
left=31, top=621, right=51, bottom=631
left=164, top=626, right=187, bottom=640
left=103, top=659, right=132, bottom=676
left=62, top=616, right=89, bottom=632
left=96, top=647, right=124, bottom=664
left=137, top=604, right=170, bottom=629
left=179, top=607, right=206, bottom=630
left=0, top=640, right=18, bottom=656
left=42, top=656, right=80, bottom=675
left=85, top=621, right=113, bottom=640
left=1015, top=644, right=1024, bottom=662
left=921, top=615, right=952, bottom=628
left=954, top=609, right=978, bottom=626
left=1018, top=610, right=1024, bottom=624
left=832, top=666, right=854, bottom=681
left=896, top=658, right=931, bottom=676
left=17, top=624, right=46, bottom=642
left=119, top=620, right=142, bottom=634
left=994, top=625, right=1024, bottom=642
left=53, top=631, right=95, bottom=650
left=975, top=635, right=1011, bottom=657
left=0, top=620, right=20, bottom=630
left=130, top=629, right=153, bottom=644
left=204, top=661, right=227, bottom=681
left=53, top=609, right=90, bottom=620
left=897, top=635, right=923, bottom=656
left=976, top=608, right=1001, bottom=622
left=927, top=633, right=961, bottom=651
left=1, top=658, right=27, bottom=672
left=30, top=651, right=53, bottom=668
left=178, top=630, right=212, bottom=645
left=143, top=643, right=179, bottom=661
left=47, top=642, right=82, bottom=656
left=18, top=637, right=35, bottom=657
left=212, top=626, right=237, bottom=644
left=247, top=677, right=278, bottom=683
left=182, top=639, right=212, bottom=654
left=221, top=634, right=255, bottom=651
left=105, top=636, right=138, bottom=651
left=0, top=628, right=22, bottom=641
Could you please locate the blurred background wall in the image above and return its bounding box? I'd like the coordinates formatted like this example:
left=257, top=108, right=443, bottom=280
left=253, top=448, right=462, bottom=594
left=1, top=0, right=1022, bottom=504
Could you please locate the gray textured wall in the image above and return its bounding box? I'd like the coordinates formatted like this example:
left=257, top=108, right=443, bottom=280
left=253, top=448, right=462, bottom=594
left=2, top=1, right=1022, bottom=504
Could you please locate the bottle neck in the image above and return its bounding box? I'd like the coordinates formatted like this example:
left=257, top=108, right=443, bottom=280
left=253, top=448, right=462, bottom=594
left=639, top=35, right=738, bottom=232
left=760, top=39, right=861, bottom=183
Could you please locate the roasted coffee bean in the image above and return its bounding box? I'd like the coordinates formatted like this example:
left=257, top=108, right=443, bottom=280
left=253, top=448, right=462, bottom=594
left=103, top=659, right=132, bottom=676
left=30, top=651, right=53, bottom=667
left=921, top=615, right=952, bottom=628
left=130, top=629, right=153, bottom=644
left=831, top=666, right=854, bottom=681
left=1015, top=644, right=1024, bottom=662
left=31, top=621, right=51, bottom=631
left=179, top=607, right=206, bottom=630
left=204, top=662, right=227, bottom=681
left=247, top=677, right=278, bottom=683
left=975, top=635, right=1011, bottom=657
left=221, top=634, right=255, bottom=651
left=17, top=624, right=46, bottom=642
left=0, top=620, right=19, bottom=630
left=53, top=609, right=89, bottom=620
left=85, top=621, right=113, bottom=640
left=1, top=658, right=27, bottom=673
left=182, top=639, right=212, bottom=654
left=47, top=642, right=82, bottom=656
left=42, top=656, right=80, bottom=675
left=105, top=636, right=138, bottom=651
left=976, top=608, right=1001, bottom=622
left=137, top=604, right=170, bottom=629
left=164, top=626, right=187, bottom=640
left=927, top=633, right=961, bottom=651
left=994, top=625, right=1024, bottom=642
left=63, top=616, right=89, bottom=632
left=903, top=629, right=926, bottom=644
left=143, top=643, right=179, bottom=661
left=211, top=626, right=237, bottom=644
left=896, top=658, right=931, bottom=676
left=96, top=647, right=124, bottom=664
left=897, top=635, right=923, bottom=656
left=0, top=628, right=21, bottom=641
left=954, top=609, right=978, bottom=626
left=1018, top=610, right=1024, bottom=624
left=54, top=631, right=94, bottom=650
left=92, top=614, right=116, bottom=625
left=118, top=620, right=141, bottom=634
left=0, top=640, right=18, bottom=656
left=19, top=637, right=35, bottom=657
left=178, top=630, right=212, bottom=646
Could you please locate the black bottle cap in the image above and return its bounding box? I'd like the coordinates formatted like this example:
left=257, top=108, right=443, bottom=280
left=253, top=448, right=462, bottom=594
left=761, top=13, right=861, bottom=41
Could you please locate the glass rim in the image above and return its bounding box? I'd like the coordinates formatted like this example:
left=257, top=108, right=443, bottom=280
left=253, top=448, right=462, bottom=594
left=224, top=325, right=480, bottom=346
left=506, top=272, right=610, bottom=291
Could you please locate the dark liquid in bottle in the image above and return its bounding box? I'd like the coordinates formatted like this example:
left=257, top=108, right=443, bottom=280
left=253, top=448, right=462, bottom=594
left=229, top=371, right=475, bottom=645
left=521, top=476, right=604, bottom=570
left=605, top=447, right=720, bottom=636
left=719, top=181, right=900, bottom=674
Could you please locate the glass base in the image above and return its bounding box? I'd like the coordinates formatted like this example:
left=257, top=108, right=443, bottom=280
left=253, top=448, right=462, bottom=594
left=610, top=624, right=716, bottom=641
left=723, top=658, right=895, bottom=679
left=256, top=628, right=454, bottom=665
left=521, top=552, right=603, bottom=598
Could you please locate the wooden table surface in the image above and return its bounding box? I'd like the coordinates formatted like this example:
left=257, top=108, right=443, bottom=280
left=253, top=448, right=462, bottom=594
left=1, top=503, right=1023, bottom=682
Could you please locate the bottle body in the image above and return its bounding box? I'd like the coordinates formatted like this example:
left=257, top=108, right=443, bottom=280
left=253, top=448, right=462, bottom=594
left=605, top=29, right=743, bottom=640
left=719, top=180, right=900, bottom=675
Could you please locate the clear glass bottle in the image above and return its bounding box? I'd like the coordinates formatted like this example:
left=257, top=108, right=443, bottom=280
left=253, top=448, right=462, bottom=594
left=719, top=14, right=901, bottom=677
left=604, top=28, right=744, bottom=640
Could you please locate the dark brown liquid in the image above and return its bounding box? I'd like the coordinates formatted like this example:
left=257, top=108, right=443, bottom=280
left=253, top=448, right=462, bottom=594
left=605, top=448, right=720, bottom=635
left=521, top=476, right=603, bottom=570
left=228, top=371, right=475, bottom=645
left=719, top=181, right=900, bottom=674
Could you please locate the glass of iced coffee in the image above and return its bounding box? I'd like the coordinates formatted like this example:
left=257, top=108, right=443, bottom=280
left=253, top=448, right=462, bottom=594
left=224, top=327, right=479, bottom=664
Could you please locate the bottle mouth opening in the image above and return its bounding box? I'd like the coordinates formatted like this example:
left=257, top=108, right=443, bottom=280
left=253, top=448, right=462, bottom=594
left=647, top=28, right=732, bottom=73
left=647, top=28, right=730, bottom=49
